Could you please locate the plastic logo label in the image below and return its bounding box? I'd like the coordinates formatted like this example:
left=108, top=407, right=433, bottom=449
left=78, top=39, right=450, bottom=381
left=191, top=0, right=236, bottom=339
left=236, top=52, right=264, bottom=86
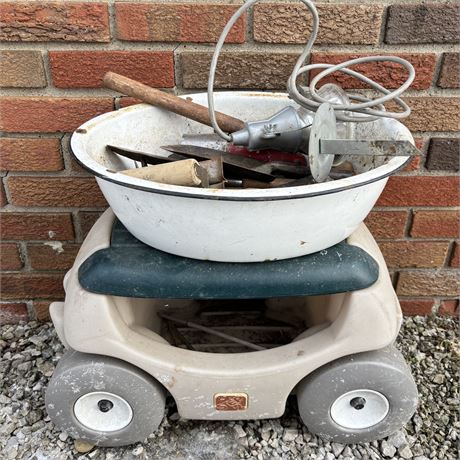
left=214, top=393, right=248, bottom=411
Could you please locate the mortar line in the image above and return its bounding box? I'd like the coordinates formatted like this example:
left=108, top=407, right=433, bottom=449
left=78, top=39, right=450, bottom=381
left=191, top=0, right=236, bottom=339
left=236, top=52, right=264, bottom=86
left=114, top=96, right=122, bottom=110
left=41, top=48, right=53, bottom=90
left=393, top=267, right=460, bottom=273
left=173, top=43, right=184, bottom=91
left=108, top=0, right=117, bottom=46
left=17, top=240, right=31, bottom=272
left=2, top=204, right=459, bottom=214
left=26, top=301, right=36, bottom=321
left=444, top=241, right=456, bottom=268
left=404, top=209, right=414, bottom=239
left=378, top=2, right=389, bottom=46
left=2, top=171, right=13, bottom=205
left=1, top=84, right=458, bottom=98
left=432, top=52, right=446, bottom=90
left=246, top=0, right=254, bottom=44
left=71, top=210, right=84, bottom=244
left=1, top=40, right=458, bottom=53
left=1, top=237, right=79, bottom=244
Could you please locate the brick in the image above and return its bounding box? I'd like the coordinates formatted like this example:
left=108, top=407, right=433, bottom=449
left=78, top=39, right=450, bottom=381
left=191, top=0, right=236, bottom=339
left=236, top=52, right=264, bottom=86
left=399, top=299, right=434, bottom=316
left=0, top=181, right=6, bottom=207
left=253, top=3, right=383, bottom=45
left=58, top=134, right=88, bottom=174
left=0, top=213, right=74, bottom=241
left=0, top=97, right=113, bottom=133
left=379, top=241, right=449, bottom=269
left=119, top=97, right=143, bottom=108
left=0, top=50, right=45, bottom=88
left=180, top=51, right=300, bottom=89
left=28, top=243, right=80, bottom=270
left=402, top=139, right=425, bottom=172
left=8, top=177, right=107, bottom=208
left=397, top=271, right=460, bottom=297
left=50, top=51, right=174, bottom=89
left=395, top=97, right=460, bottom=133
left=364, top=211, right=408, bottom=239
left=377, top=176, right=460, bottom=207
left=68, top=154, right=90, bottom=175
left=439, top=299, right=459, bottom=316
left=411, top=211, right=460, bottom=239
left=386, top=4, right=460, bottom=44
left=0, top=138, right=63, bottom=172
left=425, top=138, right=459, bottom=171
left=69, top=156, right=91, bottom=175
left=78, top=211, right=104, bottom=239
left=310, top=53, right=436, bottom=90
left=438, top=53, right=460, bottom=89
left=403, top=156, right=421, bottom=172
left=33, top=301, right=51, bottom=322
left=450, top=242, right=460, bottom=268
left=0, top=273, right=64, bottom=300
left=0, top=243, right=22, bottom=270
left=0, top=2, right=109, bottom=42
left=116, top=2, right=245, bottom=43
left=0, top=303, right=28, bottom=325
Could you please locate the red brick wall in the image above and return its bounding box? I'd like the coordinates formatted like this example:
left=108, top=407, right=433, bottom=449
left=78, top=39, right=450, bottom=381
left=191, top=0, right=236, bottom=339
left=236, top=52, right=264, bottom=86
left=1, top=1, right=459, bottom=323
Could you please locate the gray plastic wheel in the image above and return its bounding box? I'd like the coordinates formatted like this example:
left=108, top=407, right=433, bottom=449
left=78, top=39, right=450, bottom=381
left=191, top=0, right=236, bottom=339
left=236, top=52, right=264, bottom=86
left=297, top=345, right=418, bottom=443
left=45, top=350, right=166, bottom=447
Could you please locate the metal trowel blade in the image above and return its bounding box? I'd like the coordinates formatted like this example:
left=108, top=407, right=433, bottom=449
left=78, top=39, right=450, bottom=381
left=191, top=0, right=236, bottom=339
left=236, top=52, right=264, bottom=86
left=161, top=144, right=275, bottom=182
left=320, top=139, right=419, bottom=156
left=108, top=145, right=185, bottom=164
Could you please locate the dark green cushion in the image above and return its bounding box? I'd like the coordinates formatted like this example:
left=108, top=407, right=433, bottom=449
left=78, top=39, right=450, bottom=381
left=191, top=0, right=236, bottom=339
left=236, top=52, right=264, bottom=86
left=78, top=220, right=379, bottom=299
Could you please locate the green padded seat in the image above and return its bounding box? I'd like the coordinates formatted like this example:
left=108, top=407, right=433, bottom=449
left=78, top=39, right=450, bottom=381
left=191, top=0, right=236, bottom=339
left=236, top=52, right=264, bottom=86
left=78, top=220, right=379, bottom=299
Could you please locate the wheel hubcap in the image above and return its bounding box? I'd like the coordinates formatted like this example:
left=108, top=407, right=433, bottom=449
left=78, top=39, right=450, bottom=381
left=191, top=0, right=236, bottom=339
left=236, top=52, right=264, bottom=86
left=330, top=389, right=389, bottom=430
left=74, top=391, right=133, bottom=432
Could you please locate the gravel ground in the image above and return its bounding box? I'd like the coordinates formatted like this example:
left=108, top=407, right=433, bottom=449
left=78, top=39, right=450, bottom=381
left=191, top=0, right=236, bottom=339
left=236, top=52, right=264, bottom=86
left=0, top=315, right=458, bottom=460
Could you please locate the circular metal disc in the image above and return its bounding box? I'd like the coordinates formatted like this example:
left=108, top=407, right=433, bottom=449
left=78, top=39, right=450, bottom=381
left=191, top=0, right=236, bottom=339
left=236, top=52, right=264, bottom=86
left=308, top=103, right=337, bottom=182
left=330, top=389, right=390, bottom=430
left=73, top=391, right=133, bottom=432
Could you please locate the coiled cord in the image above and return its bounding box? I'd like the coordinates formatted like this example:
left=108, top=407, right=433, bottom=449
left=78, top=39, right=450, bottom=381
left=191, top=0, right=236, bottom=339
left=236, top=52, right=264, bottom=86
left=207, top=0, right=415, bottom=142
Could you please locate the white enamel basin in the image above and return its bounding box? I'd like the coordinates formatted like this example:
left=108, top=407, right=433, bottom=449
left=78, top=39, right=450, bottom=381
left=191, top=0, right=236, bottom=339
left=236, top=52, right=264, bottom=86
left=70, top=92, right=412, bottom=262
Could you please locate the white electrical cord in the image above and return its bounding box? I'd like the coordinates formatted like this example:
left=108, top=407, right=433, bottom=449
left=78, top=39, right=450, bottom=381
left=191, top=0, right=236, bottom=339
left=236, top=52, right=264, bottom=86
left=207, top=0, right=415, bottom=141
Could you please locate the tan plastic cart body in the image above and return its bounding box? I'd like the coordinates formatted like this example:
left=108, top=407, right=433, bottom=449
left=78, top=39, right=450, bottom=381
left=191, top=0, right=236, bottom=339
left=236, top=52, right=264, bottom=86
left=46, top=210, right=418, bottom=446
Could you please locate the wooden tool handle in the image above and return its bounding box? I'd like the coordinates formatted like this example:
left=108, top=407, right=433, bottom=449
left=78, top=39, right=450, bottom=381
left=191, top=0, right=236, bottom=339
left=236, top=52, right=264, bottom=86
left=103, top=72, right=245, bottom=133
left=120, top=159, right=209, bottom=187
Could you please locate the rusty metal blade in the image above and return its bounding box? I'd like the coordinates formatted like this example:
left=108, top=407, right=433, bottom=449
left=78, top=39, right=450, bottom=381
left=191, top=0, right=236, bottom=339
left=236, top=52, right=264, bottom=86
left=320, top=139, right=419, bottom=156
left=161, top=144, right=275, bottom=182
left=108, top=145, right=184, bottom=164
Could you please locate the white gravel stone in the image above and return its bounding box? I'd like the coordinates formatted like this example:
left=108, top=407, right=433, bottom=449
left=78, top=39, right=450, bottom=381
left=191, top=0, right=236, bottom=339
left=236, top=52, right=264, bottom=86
left=331, top=442, right=345, bottom=456
left=74, top=439, right=94, bottom=453
left=282, top=428, right=298, bottom=442
left=7, top=448, right=18, bottom=460
left=388, top=430, right=408, bottom=448
left=0, top=316, right=458, bottom=460
left=261, top=430, right=270, bottom=441
left=234, top=425, right=246, bottom=438
left=132, top=445, right=144, bottom=456
left=399, top=444, right=414, bottom=459
left=381, top=440, right=397, bottom=457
